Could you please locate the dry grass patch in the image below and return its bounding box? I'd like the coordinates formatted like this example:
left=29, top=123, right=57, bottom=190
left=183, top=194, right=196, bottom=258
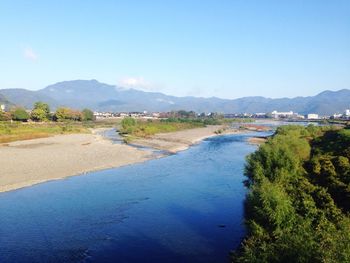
left=0, top=122, right=91, bottom=143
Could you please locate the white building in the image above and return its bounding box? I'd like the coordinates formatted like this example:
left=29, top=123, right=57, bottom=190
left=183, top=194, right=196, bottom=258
left=307, top=113, right=319, bottom=120
left=271, top=110, right=295, bottom=119
left=345, top=109, right=350, bottom=117
left=93, top=111, right=114, bottom=119
left=333, top=113, right=343, bottom=119
left=0, top=104, right=5, bottom=111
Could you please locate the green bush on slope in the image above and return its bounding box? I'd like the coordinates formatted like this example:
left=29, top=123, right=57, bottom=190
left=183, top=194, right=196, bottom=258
left=232, top=125, right=350, bottom=263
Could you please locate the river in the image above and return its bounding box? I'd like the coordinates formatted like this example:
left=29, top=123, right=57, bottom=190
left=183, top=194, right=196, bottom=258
left=0, top=132, right=269, bottom=263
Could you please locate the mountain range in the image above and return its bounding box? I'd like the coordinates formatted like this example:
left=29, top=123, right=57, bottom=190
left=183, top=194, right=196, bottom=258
left=0, top=79, right=349, bottom=115
left=0, top=92, right=14, bottom=108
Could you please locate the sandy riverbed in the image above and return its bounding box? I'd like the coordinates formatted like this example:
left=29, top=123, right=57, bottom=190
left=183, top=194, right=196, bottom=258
left=132, top=125, right=239, bottom=153
left=247, top=136, right=268, bottom=145
left=0, top=126, right=237, bottom=193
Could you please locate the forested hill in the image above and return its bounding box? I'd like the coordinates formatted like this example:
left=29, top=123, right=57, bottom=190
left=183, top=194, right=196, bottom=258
left=0, top=93, right=8, bottom=104
left=232, top=125, right=350, bottom=263
left=1, top=80, right=350, bottom=114
left=0, top=93, right=13, bottom=107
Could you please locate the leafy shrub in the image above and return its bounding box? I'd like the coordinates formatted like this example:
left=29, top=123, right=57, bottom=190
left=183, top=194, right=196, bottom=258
left=11, top=107, right=29, bottom=122
left=82, top=108, right=94, bottom=121
left=31, top=108, right=48, bottom=121
left=55, top=107, right=82, bottom=121
left=0, top=111, right=12, bottom=121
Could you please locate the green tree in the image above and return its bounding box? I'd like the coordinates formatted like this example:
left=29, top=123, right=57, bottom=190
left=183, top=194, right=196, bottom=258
left=11, top=107, right=29, bottom=122
left=55, top=107, right=71, bottom=121
left=55, top=107, right=82, bottom=121
left=232, top=125, right=350, bottom=263
left=31, top=108, right=47, bottom=122
left=31, top=102, right=51, bottom=121
left=82, top=108, right=94, bottom=121
left=33, top=102, right=50, bottom=115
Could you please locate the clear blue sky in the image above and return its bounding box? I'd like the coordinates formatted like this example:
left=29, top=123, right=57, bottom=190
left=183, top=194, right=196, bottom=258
left=0, top=0, right=349, bottom=99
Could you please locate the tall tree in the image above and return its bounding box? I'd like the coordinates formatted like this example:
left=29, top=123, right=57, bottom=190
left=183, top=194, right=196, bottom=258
left=31, top=101, right=51, bottom=121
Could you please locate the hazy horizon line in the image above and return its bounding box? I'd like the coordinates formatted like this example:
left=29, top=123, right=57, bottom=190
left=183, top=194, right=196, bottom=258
left=1, top=79, right=349, bottom=101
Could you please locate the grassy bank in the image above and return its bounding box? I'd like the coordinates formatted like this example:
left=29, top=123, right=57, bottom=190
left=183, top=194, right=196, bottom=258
left=119, top=118, right=207, bottom=140
left=118, top=117, right=254, bottom=143
left=0, top=120, right=118, bottom=143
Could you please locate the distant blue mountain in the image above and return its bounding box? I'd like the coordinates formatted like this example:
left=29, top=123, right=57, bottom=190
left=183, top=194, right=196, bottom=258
left=0, top=88, right=58, bottom=109
left=1, top=79, right=349, bottom=115
left=0, top=93, right=12, bottom=107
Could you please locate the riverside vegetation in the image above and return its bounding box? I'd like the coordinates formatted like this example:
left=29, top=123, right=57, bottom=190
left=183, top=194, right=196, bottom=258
left=118, top=115, right=229, bottom=143
left=118, top=110, right=255, bottom=142
left=0, top=102, right=94, bottom=122
left=0, top=101, right=113, bottom=143
left=232, top=125, right=350, bottom=263
left=0, top=122, right=96, bottom=143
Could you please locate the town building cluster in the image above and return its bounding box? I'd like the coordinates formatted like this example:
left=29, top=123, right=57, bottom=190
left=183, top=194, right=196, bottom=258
left=92, top=108, right=350, bottom=121
left=223, top=109, right=350, bottom=120
left=332, top=109, right=350, bottom=120
left=2, top=103, right=350, bottom=121
left=93, top=111, right=160, bottom=120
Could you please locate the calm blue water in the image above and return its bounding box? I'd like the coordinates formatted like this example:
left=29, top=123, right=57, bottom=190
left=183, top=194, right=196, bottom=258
left=0, top=133, right=265, bottom=263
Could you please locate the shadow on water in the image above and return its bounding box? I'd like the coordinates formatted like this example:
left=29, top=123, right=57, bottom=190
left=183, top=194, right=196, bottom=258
left=88, top=234, right=192, bottom=263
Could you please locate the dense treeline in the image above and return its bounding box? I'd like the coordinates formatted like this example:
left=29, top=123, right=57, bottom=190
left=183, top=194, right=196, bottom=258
left=232, top=125, right=350, bottom=263
left=0, top=101, right=94, bottom=122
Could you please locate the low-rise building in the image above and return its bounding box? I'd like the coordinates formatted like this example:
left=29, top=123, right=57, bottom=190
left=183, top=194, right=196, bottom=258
left=307, top=113, right=319, bottom=120
left=271, top=110, right=294, bottom=119
left=333, top=113, right=343, bottom=119
left=93, top=111, right=115, bottom=119
left=253, top=113, right=268, bottom=118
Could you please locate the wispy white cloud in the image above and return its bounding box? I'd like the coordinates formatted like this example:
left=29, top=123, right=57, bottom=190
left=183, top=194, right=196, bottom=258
left=23, top=47, right=38, bottom=61
left=156, top=98, right=175, bottom=104
left=117, top=77, right=160, bottom=92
